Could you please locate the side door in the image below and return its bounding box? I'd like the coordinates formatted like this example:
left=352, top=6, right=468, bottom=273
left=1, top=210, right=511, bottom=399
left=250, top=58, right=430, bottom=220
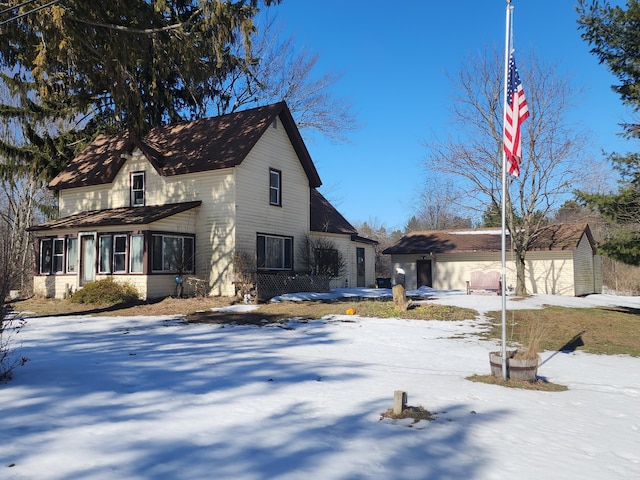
left=417, top=259, right=432, bottom=288
left=356, top=247, right=365, bottom=287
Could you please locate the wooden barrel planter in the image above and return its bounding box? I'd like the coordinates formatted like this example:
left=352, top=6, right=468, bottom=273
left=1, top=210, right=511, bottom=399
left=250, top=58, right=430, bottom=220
left=489, top=350, right=539, bottom=382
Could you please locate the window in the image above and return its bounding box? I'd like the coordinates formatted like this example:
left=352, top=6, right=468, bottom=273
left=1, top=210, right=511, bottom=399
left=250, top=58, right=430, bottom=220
left=39, top=239, right=52, bottom=274
left=39, top=238, right=64, bottom=274
left=99, top=235, right=112, bottom=273
left=151, top=234, right=195, bottom=273
left=66, top=237, right=78, bottom=273
left=131, top=171, right=145, bottom=206
left=113, top=235, right=127, bottom=273
left=269, top=168, right=281, bottom=206
left=130, top=234, right=144, bottom=273
left=52, top=239, right=64, bottom=273
left=315, top=248, right=340, bottom=277
left=257, top=234, right=292, bottom=270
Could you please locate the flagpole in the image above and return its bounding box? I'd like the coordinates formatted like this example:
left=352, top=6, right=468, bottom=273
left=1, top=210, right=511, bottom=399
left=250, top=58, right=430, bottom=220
left=501, top=0, right=513, bottom=380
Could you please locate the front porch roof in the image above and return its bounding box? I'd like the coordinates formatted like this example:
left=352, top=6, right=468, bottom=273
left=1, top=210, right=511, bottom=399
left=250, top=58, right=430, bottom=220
left=28, top=201, right=202, bottom=232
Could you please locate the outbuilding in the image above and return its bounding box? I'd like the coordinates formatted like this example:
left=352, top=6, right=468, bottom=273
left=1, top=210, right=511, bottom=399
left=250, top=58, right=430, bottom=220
left=382, top=223, right=602, bottom=296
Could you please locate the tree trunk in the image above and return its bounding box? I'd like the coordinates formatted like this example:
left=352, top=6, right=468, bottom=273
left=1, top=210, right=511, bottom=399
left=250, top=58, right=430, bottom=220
left=514, top=248, right=528, bottom=296
left=392, top=284, right=410, bottom=311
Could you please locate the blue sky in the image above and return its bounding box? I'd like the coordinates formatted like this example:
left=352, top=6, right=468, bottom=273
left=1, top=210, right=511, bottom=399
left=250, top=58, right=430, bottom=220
left=268, top=0, right=631, bottom=231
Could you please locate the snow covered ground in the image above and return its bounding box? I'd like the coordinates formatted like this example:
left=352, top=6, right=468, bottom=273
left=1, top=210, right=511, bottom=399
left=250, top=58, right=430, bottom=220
left=1, top=288, right=639, bottom=479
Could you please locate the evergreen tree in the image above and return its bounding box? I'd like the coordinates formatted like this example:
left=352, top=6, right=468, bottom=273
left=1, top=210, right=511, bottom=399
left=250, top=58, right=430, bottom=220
left=577, top=153, right=640, bottom=264
left=577, top=1, right=640, bottom=264
left=0, top=1, right=281, bottom=137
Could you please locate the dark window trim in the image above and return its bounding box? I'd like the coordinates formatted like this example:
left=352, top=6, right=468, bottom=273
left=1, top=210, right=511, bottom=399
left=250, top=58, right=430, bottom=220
left=96, top=232, right=147, bottom=276
left=150, top=232, right=196, bottom=274
left=256, top=232, right=293, bottom=271
left=131, top=171, right=146, bottom=207
left=269, top=168, right=282, bottom=207
left=98, top=234, right=113, bottom=274
left=129, top=233, right=145, bottom=274
left=52, top=238, right=65, bottom=274
left=38, top=236, right=74, bottom=275
left=113, top=234, right=128, bottom=273
left=66, top=235, right=79, bottom=274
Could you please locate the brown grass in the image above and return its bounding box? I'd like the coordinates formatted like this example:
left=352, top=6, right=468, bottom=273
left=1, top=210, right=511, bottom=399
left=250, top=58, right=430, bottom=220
left=187, top=299, right=479, bottom=325
left=380, top=405, right=435, bottom=423
left=485, top=305, right=640, bottom=357
left=467, top=374, right=568, bottom=392
left=8, top=296, right=479, bottom=324
left=9, top=295, right=235, bottom=318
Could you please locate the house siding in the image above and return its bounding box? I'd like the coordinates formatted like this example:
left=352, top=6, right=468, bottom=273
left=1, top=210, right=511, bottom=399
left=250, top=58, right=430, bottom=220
left=390, top=249, right=583, bottom=295
left=594, top=255, right=603, bottom=294
left=355, top=240, right=376, bottom=288
left=160, top=168, right=236, bottom=296
left=58, top=151, right=205, bottom=215
left=573, top=233, right=597, bottom=296
left=392, top=253, right=510, bottom=292
left=524, top=251, right=575, bottom=295
left=308, top=232, right=375, bottom=289
left=234, top=122, right=310, bottom=271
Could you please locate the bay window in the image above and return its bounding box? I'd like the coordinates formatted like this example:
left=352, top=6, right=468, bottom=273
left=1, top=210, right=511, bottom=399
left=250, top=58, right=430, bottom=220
left=39, top=238, right=65, bottom=274
left=66, top=237, right=78, bottom=273
left=39, top=239, right=52, bottom=274
left=129, top=234, right=144, bottom=273
left=52, top=238, right=64, bottom=273
left=98, top=235, right=112, bottom=273
left=151, top=234, right=195, bottom=273
left=113, top=235, right=127, bottom=273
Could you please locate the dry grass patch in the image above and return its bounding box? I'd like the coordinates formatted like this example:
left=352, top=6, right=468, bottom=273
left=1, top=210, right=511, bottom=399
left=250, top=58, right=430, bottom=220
left=467, top=374, right=568, bottom=392
left=10, top=296, right=478, bottom=324
left=485, top=305, right=640, bottom=357
left=187, top=299, right=479, bottom=325
left=380, top=405, right=436, bottom=424
left=10, top=295, right=235, bottom=318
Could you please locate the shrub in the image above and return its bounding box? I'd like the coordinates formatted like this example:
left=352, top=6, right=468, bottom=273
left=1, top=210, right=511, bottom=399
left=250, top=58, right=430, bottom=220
left=1, top=313, right=28, bottom=380
left=69, top=278, right=140, bottom=305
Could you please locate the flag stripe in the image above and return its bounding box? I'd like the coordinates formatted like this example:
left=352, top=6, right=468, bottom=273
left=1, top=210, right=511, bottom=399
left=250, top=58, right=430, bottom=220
left=503, top=52, right=529, bottom=177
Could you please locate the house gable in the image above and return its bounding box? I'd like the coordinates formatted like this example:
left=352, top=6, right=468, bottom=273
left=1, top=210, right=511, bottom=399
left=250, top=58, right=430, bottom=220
left=233, top=115, right=313, bottom=255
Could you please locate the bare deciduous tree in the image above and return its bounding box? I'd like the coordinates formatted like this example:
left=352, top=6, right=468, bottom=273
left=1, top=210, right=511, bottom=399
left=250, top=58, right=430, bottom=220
left=424, top=47, right=595, bottom=295
left=413, top=178, right=473, bottom=230
left=298, top=235, right=346, bottom=279
left=213, top=15, right=359, bottom=142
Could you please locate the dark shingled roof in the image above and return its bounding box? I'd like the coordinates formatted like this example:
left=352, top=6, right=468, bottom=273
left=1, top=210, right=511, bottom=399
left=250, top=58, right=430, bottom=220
left=382, top=224, right=593, bottom=255
left=310, top=189, right=357, bottom=235
left=310, top=189, right=377, bottom=245
left=28, top=201, right=202, bottom=231
left=48, top=102, right=322, bottom=190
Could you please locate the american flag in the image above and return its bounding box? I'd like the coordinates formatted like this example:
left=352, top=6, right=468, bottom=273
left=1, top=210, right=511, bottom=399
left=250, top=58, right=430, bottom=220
left=503, top=52, right=529, bottom=177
